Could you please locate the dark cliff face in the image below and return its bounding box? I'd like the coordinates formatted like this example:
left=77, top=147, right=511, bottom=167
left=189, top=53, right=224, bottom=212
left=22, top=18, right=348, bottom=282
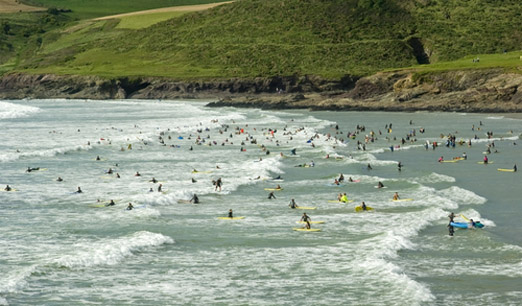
left=0, top=70, right=521, bottom=113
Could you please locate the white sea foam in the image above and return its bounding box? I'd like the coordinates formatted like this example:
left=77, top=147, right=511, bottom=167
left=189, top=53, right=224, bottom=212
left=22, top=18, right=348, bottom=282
left=411, top=172, right=456, bottom=184
left=438, top=186, right=487, bottom=205
left=53, top=231, right=173, bottom=268
left=0, top=101, right=40, bottom=119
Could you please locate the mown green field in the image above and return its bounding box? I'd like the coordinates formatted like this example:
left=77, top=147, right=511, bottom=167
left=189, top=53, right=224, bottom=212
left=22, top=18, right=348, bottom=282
left=21, top=0, right=230, bottom=19
left=5, top=0, right=522, bottom=80
left=116, top=11, right=187, bottom=29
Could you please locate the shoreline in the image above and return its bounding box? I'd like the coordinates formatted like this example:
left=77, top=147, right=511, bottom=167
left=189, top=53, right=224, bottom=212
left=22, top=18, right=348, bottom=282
left=0, top=69, right=521, bottom=113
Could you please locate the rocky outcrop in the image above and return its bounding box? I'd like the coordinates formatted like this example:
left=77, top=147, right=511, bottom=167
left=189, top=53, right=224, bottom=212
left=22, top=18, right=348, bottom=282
left=0, top=69, right=521, bottom=112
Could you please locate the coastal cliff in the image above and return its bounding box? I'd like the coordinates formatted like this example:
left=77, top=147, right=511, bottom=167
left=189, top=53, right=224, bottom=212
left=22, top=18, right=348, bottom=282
left=0, top=69, right=521, bottom=112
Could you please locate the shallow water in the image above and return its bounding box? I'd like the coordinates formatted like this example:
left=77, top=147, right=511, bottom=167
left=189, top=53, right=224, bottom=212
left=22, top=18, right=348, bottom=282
left=1, top=99, right=521, bottom=305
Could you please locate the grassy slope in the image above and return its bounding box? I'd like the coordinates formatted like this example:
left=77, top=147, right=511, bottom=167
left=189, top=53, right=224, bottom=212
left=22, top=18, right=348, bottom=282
left=10, top=0, right=522, bottom=79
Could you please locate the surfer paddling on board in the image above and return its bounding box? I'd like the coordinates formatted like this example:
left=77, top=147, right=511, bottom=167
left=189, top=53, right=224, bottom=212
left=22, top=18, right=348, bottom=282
left=300, top=213, right=312, bottom=229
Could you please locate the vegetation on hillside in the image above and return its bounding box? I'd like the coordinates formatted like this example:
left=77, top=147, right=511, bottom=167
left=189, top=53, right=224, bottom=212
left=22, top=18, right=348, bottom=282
left=5, top=0, right=522, bottom=79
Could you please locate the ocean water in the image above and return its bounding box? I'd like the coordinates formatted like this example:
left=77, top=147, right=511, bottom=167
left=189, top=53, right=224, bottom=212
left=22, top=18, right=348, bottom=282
left=1, top=99, right=521, bottom=305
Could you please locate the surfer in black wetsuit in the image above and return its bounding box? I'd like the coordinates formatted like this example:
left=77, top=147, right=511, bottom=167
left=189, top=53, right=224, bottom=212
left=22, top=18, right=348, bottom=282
left=377, top=181, right=384, bottom=188
left=514, top=164, right=518, bottom=172
left=56, top=177, right=63, bottom=182
left=157, top=184, right=163, bottom=192
left=150, top=177, right=158, bottom=183
left=26, top=167, right=40, bottom=173
left=4, top=185, right=12, bottom=191
left=228, top=209, right=233, bottom=218
left=338, top=174, right=344, bottom=182
left=106, top=200, right=115, bottom=206
left=126, top=203, right=134, bottom=210
left=192, top=178, right=197, bottom=183
left=448, top=212, right=455, bottom=236
left=190, top=194, right=199, bottom=204
left=361, top=201, right=367, bottom=211
left=76, top=187, right=82, bottom=193
left=289, top=199, right=297, bottom=209
left=300, top=213, right=311, bottom=229
left=268, top=192, right=276, bottom=199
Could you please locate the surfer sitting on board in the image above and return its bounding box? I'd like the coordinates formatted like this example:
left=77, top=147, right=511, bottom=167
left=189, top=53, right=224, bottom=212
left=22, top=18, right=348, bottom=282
left=107, top=200, right=115, bottom=206
left=514, top=164, right=518, bottom=172
left=340, top=193, right=348, bottom=203
left=300, top=213, right=311, bottom=229
left=289, top=199, right=297, bottom=209
left=483, top=156, right=488, bottom=164
left=338, top=173, right=344, bottom=182
left=4, top=185, right=12, bottom=191
left=228, top=209, right=233, bottom=218
left=56, top=177, right=63, bottom=182
left=135, top=171, right=141, bottom=177
left=75, top=187, right=83, bottom=194
left=377, top=181, right=384, bottom=188
left=126, top=203, right=134, bottom=210
left=150, top=177, right=158, bottom=183
left=361, top=201, right=367, bottom=211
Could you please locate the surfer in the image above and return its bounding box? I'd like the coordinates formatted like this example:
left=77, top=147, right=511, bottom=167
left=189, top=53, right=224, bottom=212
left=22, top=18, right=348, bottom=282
left=514, top=164, right=518, bottom=172
left=4, top=185, right=12, bottom=191
left=276, top=184, right=282, bottom=190
left=448, top=212, right=455, bottom=223
left=348, top=177, right=354, bottom=182
left=190, top=194, right=199, bottom=204
left=215, top=178, right=223, bottom=192
left=438, top=156, right=444, bottom=162
left=393, top=192, right=400, bottom=200
left=157, top=184, right=163, bottom=192
left=340, top=193, right=348, bottom=203
left=398, top=161, right=403, bottom=171
left=334, top=179, right=340, bottom=186
left=268, top=192, right=276, bottom=199
left=483, top=155, right=488, bottom=164
left=26, top=167, right=40, bottom=173
left=338, top=173, right=344, bottom=182
left=126, top=203, right=134, bottom=210
left=228, top=209, right=233, bottom=218
left=367, top=163, right=372, bottom=170
left=291, top=148, right=297, bottom=155
left=192, top=178, right=197, bottom=183
left=300, top=213, right=311, bottom=229
left=56, top=177, right=63, bottom=182
left=289, top=199, right=297, bottom=209
left=76, top=187, right=83, bottom=194
left=135, top=171, right=141, bottom=177
left=150, top=177, right=158, bottom=183
left=106, top=200, right=115, bottom=206
left=116, top=173, right=120, bottom=178
left=149, top=188, right=154, bottom=192
left=274, top=175, right=282, bottom=180
left=448, top=223, right=455, bottom=236
left=96, top=155, right=101, bottom=161
left=377, top=181, right=384, bottom=188
left=361, top=201, right=367, bottom=211
left=462, top=152, right=467, bottom=160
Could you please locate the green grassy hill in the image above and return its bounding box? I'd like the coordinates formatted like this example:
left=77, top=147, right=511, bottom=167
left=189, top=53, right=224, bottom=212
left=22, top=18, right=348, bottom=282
left=6, top=0, right=522, bottom=79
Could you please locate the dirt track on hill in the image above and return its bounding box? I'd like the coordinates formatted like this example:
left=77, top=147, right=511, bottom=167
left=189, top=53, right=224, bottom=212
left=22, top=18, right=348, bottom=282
left=93, top=1, right=233, bottom=20
left=0, top=0, right=45, bottom=13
